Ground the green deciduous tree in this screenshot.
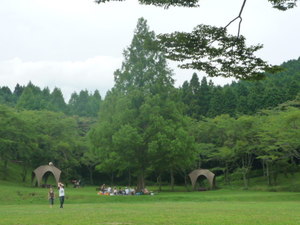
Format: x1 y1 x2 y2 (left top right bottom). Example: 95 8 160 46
257 107 300 185
0 105 37 181
231 116 259 189
89 18 196 191
20 110 83 181
257 111 287 185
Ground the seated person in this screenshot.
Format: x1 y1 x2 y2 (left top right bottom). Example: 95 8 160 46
142 188 150 195
107 186 112 193
118 187 123 195
130 188 136 195
100 184 106 193
113 187 117 195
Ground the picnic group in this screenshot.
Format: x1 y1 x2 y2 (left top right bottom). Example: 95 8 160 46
97 184 153 196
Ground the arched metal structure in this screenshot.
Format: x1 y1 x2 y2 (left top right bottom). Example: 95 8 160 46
189 169 216 190
32 165 61 187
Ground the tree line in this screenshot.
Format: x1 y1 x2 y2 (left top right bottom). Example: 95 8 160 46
0 18 299 190
181 57 300 119
0 82 102 117
1 57 299 120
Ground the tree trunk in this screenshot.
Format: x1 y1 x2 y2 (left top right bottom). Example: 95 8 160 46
170 168 175 191
136 170 145 192
242 170 248 190
273 164 278 185
223 168 227 184
128 170 131 187
21 164 27 182
2 160 8 180
262 159 266 177
157 174 162 192
65 167 70 184
110 172 114 186
184 174 190 191
224 163 230 184
266 161 272 186
273 172 278 185
88 166 94 185
290 156 295 176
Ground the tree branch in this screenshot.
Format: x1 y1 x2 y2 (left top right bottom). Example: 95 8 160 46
225 0 247 37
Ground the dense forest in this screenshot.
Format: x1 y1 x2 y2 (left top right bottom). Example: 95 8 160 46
0 18 299 190
0 82 102 117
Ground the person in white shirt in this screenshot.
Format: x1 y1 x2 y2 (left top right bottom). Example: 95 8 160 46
113 187 117 195
125 187 129 195
58 183 65 208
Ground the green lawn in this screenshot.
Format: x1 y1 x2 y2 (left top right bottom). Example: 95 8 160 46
1 201 300 225
1 182 300 225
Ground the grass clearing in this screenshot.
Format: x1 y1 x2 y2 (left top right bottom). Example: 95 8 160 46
1 183 300 225
1 201 300 225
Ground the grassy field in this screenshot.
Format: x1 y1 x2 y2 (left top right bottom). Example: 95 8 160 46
1 181 300 225
1 162 300 225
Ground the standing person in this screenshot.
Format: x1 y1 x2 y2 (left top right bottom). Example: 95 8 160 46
48 187 55 208
58 183 65 208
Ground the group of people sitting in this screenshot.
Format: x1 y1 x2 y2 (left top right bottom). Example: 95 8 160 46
97 184 152 196
71 179 81 188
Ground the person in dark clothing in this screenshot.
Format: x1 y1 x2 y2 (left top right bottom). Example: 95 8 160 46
48 187 55 208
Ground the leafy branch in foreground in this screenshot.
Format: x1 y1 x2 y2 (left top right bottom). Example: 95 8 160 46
94 0 294 79
158 25 282 80
95 0 297 10
268 0 297 10
95 0 199 8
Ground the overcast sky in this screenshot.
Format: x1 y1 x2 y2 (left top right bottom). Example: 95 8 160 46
0 0 299 101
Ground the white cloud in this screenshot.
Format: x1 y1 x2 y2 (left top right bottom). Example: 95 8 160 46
0 56 122 101
0 0 299 100
0 56 234 102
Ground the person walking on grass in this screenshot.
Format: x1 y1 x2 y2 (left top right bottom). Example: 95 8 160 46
58 182 65 208
48 187 55 208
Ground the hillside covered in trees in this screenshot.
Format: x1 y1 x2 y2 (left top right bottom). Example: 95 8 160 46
1 57 299 119
180 58 300 119
0 19 299 190
0 83 102 117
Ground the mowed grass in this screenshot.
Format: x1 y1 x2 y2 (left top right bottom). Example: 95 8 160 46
2 201 300 225
1 182 300 225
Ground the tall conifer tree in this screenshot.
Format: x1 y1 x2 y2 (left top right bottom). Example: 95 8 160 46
90 18 196 191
